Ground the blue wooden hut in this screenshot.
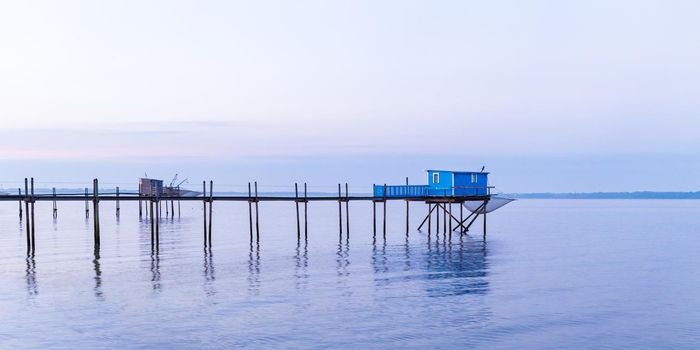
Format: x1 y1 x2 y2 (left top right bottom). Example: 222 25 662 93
427 170 489 196
373 170 489 198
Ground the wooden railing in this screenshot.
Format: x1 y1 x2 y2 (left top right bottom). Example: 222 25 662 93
372 185 493 198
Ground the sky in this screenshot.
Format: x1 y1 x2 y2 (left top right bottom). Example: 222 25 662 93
1 0 699 192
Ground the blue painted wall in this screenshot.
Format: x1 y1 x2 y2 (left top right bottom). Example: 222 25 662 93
454 172 488 196
427 170 454 196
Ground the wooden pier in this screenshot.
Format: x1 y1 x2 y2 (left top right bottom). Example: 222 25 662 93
2 176 495 254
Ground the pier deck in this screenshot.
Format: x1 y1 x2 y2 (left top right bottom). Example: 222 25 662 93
6 177 495 254
0 194 491 202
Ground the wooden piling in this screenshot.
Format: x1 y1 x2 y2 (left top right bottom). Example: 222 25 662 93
150 200 155 247
427 204 432 233
30 178 35 251
295 183 300 240
483 200 488 241
405 177 409 235
448 201 452 239
116 187 120 217
139 195 142 218
18 188 22 219
208 180 213 245
457 204 479 233
304 183 308 239
203 181 207 245
248 182 253 242
24 179 30 251
417 202 436 231
254 181 260 242
85 188 89 218
52 187 57 218
373 200 377 237
155 197 160 244
92 179 100 247
464 202 487 232
382 184 387 238
436 201 439 234
337 183 342 238
441 203 465 233
345 183 349 239
443 202 447 234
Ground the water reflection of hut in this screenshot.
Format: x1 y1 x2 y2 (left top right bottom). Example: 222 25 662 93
371 239 489 297
424 240 489 297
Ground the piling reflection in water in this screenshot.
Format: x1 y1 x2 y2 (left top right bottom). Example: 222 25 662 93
25 253 38 297
336 241 350 278
294 240 309 291
93 248 104 300
151 250 161 293
371 237 489 297
403 236 412 271
372 239 389 277
336 240 352 296
203 247 215 297
247 243 260 294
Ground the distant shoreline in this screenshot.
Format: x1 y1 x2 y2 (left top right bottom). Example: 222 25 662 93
507 192 700 199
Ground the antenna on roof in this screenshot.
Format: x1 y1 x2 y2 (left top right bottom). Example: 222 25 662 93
481 166 485 172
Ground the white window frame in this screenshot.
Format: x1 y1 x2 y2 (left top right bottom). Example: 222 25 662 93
433 172 440 184
471 174 477 183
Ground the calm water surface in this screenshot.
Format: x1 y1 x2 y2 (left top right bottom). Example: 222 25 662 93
0 199 698 349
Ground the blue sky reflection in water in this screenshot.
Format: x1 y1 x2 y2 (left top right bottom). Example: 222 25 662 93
0 199 698 349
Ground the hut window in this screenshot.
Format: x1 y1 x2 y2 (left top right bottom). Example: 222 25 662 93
433 173 439 184
471 174 477 183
